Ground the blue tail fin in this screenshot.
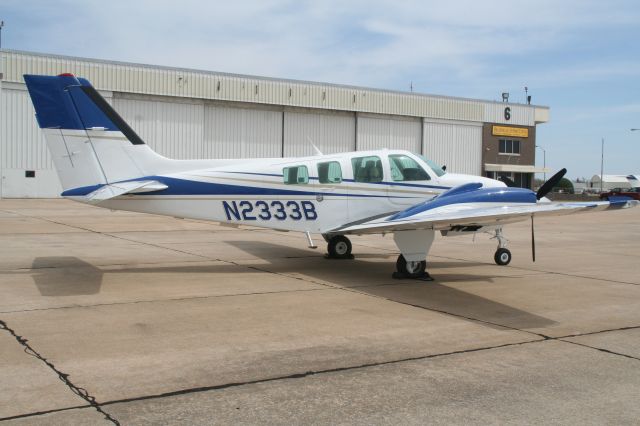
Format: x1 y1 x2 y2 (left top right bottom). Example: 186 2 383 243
23 74 145 144
23 74 157 192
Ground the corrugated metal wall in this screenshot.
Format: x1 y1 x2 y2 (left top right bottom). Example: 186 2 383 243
283 111 355 157
0 87 50 170
204 105 282 158
2 50 547 124
114 95 283 159
423 120 483 175
357 115 422 153
113 96 204 159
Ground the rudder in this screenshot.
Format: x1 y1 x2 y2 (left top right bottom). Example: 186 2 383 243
24 74 153 192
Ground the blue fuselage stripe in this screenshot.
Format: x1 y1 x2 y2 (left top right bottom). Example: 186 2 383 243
62 176 430 199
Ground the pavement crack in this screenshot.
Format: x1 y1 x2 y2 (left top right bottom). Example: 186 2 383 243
99 337 544 408
0 319 120 425
233 264 553 340
551 325 640 340
0 405 90 422
0 287 330 314
560 339 640 362
429 254 640 287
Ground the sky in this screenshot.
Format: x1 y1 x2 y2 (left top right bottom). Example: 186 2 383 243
2 0 639 179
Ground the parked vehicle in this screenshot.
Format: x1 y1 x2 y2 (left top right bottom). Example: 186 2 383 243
599 187 640 201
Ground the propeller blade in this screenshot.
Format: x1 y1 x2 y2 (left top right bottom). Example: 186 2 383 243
499 176 517 187
536 168 567 200
531 215 536 262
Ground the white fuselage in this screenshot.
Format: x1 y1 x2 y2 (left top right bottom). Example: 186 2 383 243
85 149 504 234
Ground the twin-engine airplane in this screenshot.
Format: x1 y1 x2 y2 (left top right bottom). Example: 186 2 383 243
23 74 639 279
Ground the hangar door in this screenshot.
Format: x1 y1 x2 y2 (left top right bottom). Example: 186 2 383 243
284 110 355 157
357 114 422 153
204 104 282 159
113 95 205 159
423 120 482 175
114 95 283 160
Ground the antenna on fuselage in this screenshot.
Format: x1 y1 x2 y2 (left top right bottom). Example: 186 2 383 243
307 136 323 156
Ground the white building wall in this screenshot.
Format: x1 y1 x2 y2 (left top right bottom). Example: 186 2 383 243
283 110 355 157
204 105 282 159
423 120 483 175
357 114 422 153
483 103 535 126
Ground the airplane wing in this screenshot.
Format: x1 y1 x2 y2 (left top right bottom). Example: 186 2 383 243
335 198 638 235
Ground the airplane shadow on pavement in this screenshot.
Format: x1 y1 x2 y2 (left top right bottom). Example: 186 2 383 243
225 240 556 331
30 257 104 296
28 238 555 331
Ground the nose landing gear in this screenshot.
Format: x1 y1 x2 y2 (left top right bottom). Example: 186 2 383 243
493 227 512 266
494 247 512 265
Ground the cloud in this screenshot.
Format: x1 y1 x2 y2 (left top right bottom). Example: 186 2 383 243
5 0 638 89
3 0 640 179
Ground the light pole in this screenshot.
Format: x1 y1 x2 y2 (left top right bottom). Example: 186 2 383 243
536 145 546 182
600 137 604 193
0 21 4 49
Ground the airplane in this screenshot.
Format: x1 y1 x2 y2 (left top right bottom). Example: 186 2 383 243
22 73 639 280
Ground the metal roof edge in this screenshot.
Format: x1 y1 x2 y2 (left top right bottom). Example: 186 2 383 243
1 48 550 109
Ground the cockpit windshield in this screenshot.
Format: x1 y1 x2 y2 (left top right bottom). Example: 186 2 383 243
418 155 446 177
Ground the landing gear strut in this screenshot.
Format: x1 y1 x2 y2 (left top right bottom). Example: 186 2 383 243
326 235 353 259
493 228 512 266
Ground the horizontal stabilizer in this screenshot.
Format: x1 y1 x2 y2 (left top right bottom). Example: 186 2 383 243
83 180 168 204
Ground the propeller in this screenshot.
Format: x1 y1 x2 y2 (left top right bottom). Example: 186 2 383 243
499 176 517 187
529 168 568 260
536 168 567 200
531 215 536 262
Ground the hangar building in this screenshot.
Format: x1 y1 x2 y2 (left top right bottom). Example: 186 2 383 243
0 49 550 198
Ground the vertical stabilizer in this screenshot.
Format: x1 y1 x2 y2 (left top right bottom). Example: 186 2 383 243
23 74 160 192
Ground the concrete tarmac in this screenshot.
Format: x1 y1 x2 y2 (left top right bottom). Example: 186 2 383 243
0 199 639 425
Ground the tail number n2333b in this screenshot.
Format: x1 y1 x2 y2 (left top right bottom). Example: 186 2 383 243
222 200 318 221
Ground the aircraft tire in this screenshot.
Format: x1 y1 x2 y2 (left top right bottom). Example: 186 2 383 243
396 254 426 278
494 248 512 266
327 235 352 259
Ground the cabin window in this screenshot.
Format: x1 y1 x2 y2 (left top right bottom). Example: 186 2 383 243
318 161 342 184
283 165 309 184
418 155 446 177
389 155 431 181
352 156 383 183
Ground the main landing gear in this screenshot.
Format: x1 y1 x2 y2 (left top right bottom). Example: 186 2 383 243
493 228 512 266
392 255 433 281
326 235 353 259
324 231 434 281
